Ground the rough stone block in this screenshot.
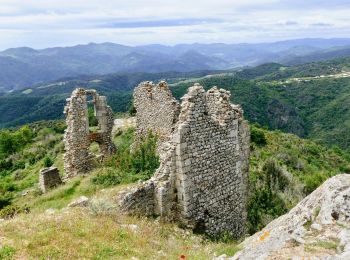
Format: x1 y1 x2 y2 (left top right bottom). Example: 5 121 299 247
39 167 62 193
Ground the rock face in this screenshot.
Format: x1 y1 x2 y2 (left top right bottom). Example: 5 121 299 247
232 174 350 260
63 88 116 177
132 81 180 151
39 167 62 193
120 83 250 238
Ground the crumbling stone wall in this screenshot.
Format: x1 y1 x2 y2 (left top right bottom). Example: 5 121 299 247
63 88 116 177
120 83 250 238
39 167 62 193
133 81 180 150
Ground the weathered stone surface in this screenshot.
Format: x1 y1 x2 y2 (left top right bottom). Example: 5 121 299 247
132 81 180 151
231 174 350 260
120 82 250 238
68 196 90 207
63 88 116 177
39 167 62 193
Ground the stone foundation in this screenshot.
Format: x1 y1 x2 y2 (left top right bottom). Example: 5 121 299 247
120 83 250 238
39 167 62 193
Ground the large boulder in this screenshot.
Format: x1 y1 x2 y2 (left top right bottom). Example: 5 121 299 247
231 174 350 259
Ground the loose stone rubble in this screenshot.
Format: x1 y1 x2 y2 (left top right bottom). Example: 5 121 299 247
39 167 62 193
120 82 250 238
230 174 350 260
132 81 180 151
63 88 116 177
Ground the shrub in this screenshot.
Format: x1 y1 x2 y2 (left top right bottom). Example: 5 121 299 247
128 101 137 116
303 172 328 194
92 168 122 187
247 188 287 234
262 159 289 192
0 159 13 171
43 155 54 167
251 126 267 146
0 204 29 219
0 126 34 158
88 106 98 127
113 129 160 178
0 193 12 210
0 245 16 259
131 131 159 176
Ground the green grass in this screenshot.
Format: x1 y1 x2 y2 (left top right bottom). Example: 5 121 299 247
1 120 350 258
305 240 339 252
0 246 16 259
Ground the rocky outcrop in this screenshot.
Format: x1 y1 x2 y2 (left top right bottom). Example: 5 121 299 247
231 174 350 259
120 83 250 238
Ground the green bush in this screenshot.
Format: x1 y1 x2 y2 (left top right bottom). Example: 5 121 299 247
0 126 34 158
131 131 160 175
0 245 16 259
263 159 289 191
128 101 137 116
247 188 287 234
113 129 159 178
0 204 29 219
251 126 267 146
303 172 329 194
0 193 12 210
88 106 98 127
92 168 122 187
43 155 54 167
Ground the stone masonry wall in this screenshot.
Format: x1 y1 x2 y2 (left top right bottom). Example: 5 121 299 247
133 81 180 150
63 88 116 177
120 83 250 238
39 167 62 193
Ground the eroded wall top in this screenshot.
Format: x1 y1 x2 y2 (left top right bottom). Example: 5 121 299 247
133 81 180 150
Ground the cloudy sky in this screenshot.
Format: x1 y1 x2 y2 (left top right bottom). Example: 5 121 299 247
0 0 350 50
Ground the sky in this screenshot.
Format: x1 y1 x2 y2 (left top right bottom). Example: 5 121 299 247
0 0 350 50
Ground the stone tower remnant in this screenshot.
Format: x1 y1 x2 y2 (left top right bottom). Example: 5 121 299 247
63 88 116 177
120 82 250 238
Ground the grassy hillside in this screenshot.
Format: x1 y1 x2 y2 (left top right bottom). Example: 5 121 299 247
0 120 349 258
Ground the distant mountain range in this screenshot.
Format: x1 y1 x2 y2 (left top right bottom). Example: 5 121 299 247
2 56 350 150
1 38 350 91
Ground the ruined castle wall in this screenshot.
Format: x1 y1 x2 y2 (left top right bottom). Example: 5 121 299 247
133 81 180 150
120 83 250 238
64 88 116 177
64 88 92 177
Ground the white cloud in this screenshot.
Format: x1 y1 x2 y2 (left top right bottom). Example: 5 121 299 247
0 0 349 49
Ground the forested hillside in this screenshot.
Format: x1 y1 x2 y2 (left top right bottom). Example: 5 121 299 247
1 57 350 149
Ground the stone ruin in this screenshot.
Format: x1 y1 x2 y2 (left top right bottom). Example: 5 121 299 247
39 167 62 193
132 81 180 151
63 88 116 177
120 82 250 238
